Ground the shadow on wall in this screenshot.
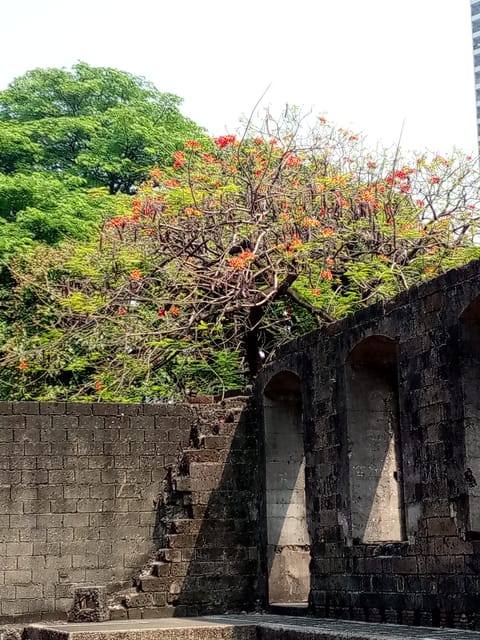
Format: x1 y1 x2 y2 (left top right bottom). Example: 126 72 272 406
262 372 311 606
345 336 406 544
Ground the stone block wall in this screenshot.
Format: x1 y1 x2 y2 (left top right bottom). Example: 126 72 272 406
7 258 480 627
257 258 480 629
0 397 259 622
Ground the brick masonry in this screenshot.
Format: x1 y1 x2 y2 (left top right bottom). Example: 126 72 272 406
0 398 259 622
257 258 480 630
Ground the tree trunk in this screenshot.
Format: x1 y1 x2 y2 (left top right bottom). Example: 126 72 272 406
244 305 264 378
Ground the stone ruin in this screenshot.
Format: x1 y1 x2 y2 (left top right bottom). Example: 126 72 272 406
2 259 480 627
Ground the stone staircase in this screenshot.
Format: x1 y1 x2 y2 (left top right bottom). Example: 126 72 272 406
107 397 253 620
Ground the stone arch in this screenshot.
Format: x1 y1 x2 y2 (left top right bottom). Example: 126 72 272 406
346 336 405 543
263 370 311 605
459 297 480 532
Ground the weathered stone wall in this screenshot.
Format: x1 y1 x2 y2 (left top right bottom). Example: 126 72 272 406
0 398 259 622
8 259 480 627
257 258 480 629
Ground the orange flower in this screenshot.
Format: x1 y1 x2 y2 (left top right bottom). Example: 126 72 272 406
173 151 186 168
321 269 333 280
95 380 103 391
238 251 255 262
185 140 201 150
285 153 301 167
326 258 334 266
149 167 163 180
228 251 255 270
164 179 181 188
322 228 334 236
319 116 327 124
18 361 28 371
302 216 320 228
253 137 264 145
311 288 322 297
129 269 142 280
228 257 247 269
184 207 201 216
107 217 127 228
170 306 180 316
118 307 127 316
202 153 216 163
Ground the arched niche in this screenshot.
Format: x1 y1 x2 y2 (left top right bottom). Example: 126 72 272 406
346 336 405 543
263 371 310 605
460 297 480 532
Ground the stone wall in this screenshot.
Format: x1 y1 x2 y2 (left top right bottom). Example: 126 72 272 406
7 258 480 627
0 397 259 622
256 259 480 629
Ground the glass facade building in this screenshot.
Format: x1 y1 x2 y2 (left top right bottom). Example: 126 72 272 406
472 0 480 145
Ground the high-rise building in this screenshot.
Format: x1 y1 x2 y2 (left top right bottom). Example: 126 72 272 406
471 0 480 145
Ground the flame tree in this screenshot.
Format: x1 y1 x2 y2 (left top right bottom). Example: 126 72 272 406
2 112 479 400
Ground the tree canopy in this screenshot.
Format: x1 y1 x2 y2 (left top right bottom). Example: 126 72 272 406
0 62 204 193
1 111 479 402
0 64 204 270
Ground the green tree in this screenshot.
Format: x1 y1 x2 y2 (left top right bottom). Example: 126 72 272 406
0 63 204 192
1 113 479 402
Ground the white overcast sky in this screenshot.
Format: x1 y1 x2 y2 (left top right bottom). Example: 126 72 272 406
0 0 477 155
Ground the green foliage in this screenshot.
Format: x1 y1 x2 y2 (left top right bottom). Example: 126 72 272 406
1 109 479 402
0 63 205 193
0 172 127 264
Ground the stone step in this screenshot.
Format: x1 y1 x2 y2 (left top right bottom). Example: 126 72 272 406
26 617 255 635
151 560 170 577
136 575 170 593
181 448 226 463
27 614 480 640
108 587 138 606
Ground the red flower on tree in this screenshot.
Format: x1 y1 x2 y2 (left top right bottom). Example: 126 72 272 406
214 135 236 148
18 361 28 371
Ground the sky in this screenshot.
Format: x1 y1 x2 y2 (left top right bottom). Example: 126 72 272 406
0 0 477 155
